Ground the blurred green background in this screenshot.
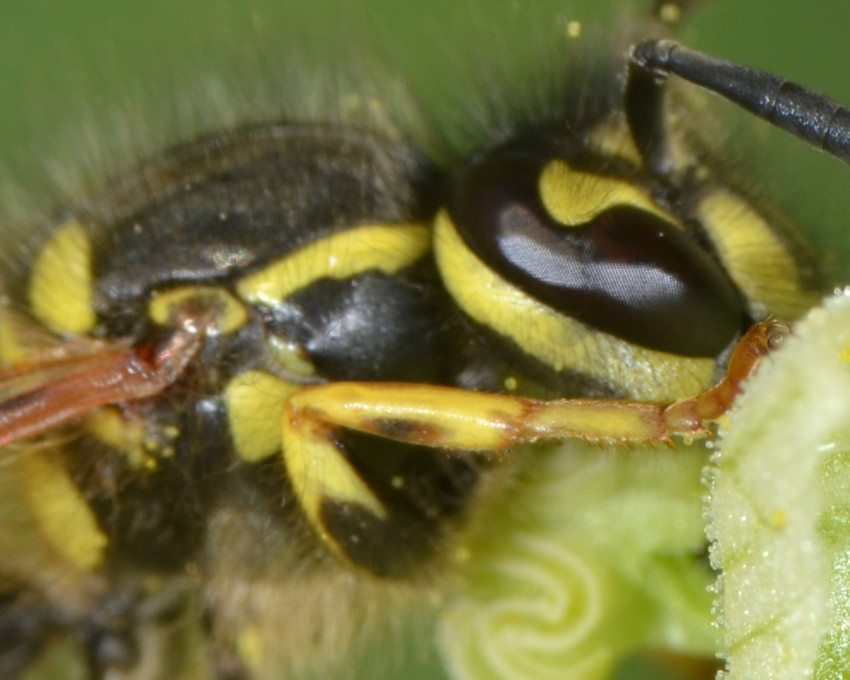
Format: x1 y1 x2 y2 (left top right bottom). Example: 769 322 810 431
1 1 850 679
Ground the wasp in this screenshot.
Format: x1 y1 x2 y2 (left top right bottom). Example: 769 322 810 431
0 1 846 679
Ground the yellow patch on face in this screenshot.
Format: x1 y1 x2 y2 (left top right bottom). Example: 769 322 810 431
434 210 715 401
697 189 819 319
225 371 300 463
29 220 96 335
539 160 670 227
148 286 248 334
22 451 106 571
236 223 430 306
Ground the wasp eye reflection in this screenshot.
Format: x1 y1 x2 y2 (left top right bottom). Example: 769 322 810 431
446 144 747 357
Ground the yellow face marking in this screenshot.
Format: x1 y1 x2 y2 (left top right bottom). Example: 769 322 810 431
29 220 96 335
434 211 715 401
236 223 430 306
225 371 300 463
22 451 106 570
148 286 248 334
539 160 669 227
697 189 819 319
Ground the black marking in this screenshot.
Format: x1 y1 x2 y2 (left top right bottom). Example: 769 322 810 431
0 589 65 677
266 262 459 383
318 431 481 577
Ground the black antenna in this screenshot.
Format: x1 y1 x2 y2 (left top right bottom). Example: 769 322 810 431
626 39 850 173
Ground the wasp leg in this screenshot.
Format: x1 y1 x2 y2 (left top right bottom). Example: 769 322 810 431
627 39 850 170
0 325 203 446
281 321 783 556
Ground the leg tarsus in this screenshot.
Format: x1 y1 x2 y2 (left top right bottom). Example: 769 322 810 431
662 320 784 432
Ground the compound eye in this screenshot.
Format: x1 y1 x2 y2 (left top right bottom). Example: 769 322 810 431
447 150 747 357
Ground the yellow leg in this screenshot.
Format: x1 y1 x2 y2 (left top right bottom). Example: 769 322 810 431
280 321 783 562
284 321 781 451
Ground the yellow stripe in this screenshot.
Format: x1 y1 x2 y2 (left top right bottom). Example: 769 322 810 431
22 451 106 570
29 220 96 335
236 223 430 305
434 210 715 402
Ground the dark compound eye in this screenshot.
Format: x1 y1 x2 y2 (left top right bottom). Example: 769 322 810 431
446 148 747 358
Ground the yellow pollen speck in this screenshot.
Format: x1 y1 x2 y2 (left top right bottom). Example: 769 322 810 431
771 509 788 528
658 3 682 25
566 20 582 38
453 546 472 563
838 346 850 364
